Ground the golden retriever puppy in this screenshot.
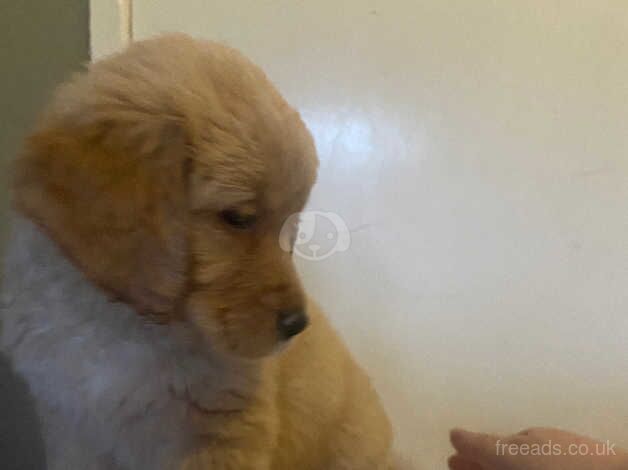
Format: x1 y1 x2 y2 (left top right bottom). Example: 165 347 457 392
1 34 394 469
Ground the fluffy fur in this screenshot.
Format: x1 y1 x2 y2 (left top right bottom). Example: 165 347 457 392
1 34 394 469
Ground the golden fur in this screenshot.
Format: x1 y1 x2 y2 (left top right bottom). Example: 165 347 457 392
11 34 394 469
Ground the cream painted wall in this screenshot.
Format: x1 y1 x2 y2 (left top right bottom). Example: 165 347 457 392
92 2 628 468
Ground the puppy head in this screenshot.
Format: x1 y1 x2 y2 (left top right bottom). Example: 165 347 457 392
13 34 318 359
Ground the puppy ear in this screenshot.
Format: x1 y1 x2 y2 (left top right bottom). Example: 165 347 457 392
12 87 190 320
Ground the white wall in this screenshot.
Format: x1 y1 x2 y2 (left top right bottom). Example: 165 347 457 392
93 2 628 468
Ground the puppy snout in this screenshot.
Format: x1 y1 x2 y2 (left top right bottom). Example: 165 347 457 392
277 309 308 339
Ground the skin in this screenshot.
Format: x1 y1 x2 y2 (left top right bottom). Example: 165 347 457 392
448 428 628 470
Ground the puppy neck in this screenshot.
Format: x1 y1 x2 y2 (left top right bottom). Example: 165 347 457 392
2 212 173 335
2 213 276 469
2 212 266 398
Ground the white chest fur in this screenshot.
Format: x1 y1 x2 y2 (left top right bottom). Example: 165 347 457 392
1 215 263 470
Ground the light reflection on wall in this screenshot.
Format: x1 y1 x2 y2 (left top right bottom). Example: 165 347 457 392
301 109 374 169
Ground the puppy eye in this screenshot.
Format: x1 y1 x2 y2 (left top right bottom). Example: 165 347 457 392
220 209 257 230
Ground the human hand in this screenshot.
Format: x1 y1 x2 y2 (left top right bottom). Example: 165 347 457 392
448 427 628 470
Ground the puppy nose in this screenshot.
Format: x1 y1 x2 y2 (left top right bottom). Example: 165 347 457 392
277 310 308 339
